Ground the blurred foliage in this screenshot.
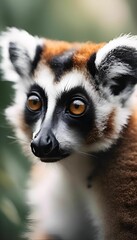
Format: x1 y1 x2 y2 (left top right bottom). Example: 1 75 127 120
0 0 137 239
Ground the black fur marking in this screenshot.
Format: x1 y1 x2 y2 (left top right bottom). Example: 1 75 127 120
97 46 137 96
24 84 47 126
49 49 74 80
9 42 31 77
54 86 95 138
9 42 19 63
110 46 137 70
110 75 137 96
87 52 97 78
31 45 43 74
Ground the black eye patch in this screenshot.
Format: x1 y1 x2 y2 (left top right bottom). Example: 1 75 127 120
54 87 95 137
24 84 47 126
57 86 90 106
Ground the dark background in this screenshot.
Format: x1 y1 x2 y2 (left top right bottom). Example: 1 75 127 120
0 0 137 239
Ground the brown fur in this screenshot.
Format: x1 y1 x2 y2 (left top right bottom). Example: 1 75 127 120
41 39 105 69
102 109 116 139
93 110 137 240
41 39 75 62
30 162 47 184
27 232 54 240
86 109 116 144
73 42 105 69
86 125 100 144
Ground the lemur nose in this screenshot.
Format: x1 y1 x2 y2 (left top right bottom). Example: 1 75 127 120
31 131 58 158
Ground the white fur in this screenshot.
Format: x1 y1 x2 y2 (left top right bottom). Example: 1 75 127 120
107 62 132 79
53 121 81 151
95 34 137 68
0 27 43 81
27 155 104 240
35 67 98 103
35 65 56 122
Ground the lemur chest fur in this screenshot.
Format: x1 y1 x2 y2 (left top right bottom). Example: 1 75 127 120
29 154 103 240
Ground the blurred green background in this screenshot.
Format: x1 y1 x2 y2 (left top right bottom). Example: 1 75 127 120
0 0 137 239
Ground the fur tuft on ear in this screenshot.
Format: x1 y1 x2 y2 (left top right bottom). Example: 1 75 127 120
95 35 137 102
0 27 43 82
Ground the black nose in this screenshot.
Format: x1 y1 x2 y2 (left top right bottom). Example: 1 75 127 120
31 130 59 159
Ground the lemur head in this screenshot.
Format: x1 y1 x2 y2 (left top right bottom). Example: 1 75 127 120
1 28 137 162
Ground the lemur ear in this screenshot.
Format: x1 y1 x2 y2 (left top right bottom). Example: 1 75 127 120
0 28 43 82
95 35 137 101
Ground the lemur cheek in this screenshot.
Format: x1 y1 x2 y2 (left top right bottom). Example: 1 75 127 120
85 109 116 145
102 110 116 139
19 116 33 140
85 125 100 145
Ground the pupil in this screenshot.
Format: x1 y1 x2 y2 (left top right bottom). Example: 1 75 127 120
74 103 80 109
33 100 38 105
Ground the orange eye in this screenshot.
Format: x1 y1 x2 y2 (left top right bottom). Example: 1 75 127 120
69 99 86 116
27 95 42 111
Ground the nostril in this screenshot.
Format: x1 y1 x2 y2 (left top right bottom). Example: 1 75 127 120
34 132 39 139
31 143 36 154
31 141 40 157
30 132 58 159
30 135 53 158
46 135 51 145
44 135 52 154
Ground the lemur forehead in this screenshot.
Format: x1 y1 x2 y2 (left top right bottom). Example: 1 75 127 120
34 66 99 108
40 39 105 80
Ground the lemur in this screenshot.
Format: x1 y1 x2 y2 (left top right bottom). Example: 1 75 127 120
1 28 137 240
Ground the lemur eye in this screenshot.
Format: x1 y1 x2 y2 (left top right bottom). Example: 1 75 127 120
69 99 86 116
27 94 42 111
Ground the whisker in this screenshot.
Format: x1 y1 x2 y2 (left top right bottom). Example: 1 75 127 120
58 140 96 158
7 135 29 144
77 150 96 158
7 135 16 140
77 150 92 156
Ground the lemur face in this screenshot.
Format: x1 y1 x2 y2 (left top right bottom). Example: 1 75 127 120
25 69 96 162
1 28 137 162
